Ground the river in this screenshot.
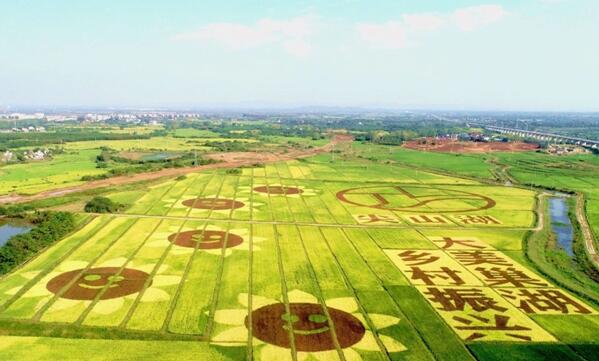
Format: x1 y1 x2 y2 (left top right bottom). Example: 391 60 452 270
548 196 575 257
0 221 32 247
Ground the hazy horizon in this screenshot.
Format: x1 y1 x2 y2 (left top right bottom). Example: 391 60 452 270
1 0 598 111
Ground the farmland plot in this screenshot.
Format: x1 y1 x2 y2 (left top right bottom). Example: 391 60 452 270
0 158 597 361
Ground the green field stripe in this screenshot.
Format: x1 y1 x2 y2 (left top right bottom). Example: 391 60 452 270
310 227 398 360
162 172 228 334
142 177 183 215
74 218 165 326
119 171 215 329
311 179 359 225
270 223 298 361
118 219 190 331
203 175 243 337
387 286 475 361
232 172 495 187
356 290 437 361
267 163 310 358
320 228 383 291
76 211 541 233
156 173 222 331
467 343 588 361
31 217 140 322
291 224 350 361
0 215 106 314
276 221 345 360
274 162 314 222
259 174 298 360
246 168 254 361
276 166 357 357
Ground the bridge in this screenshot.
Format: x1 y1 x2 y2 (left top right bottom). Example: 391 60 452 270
482 125 599 149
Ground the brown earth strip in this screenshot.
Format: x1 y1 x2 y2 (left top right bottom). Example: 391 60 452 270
404 139 539 153
0 135 351 205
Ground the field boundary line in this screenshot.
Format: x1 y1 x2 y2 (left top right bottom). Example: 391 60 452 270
575 192 599 266
161 171 227 334
0 215 106 313
78 211 537 231
74 218 166 326
119 171 215 329
274 163 349 361
204 174 243 338
289 163 393 360
234 172 509 187
341 227 476 360
141 175 184 215
265 172 298 361
32 217 140 321
291 225 348 361
246 168 255 361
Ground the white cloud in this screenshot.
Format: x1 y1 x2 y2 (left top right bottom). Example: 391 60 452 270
356 22 410 49
357 4 507 49
452 5 507 32
282 39 312 57
402 13 445 32
173 16 316 56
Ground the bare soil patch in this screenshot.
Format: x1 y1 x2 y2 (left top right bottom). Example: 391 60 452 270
404 138 539 153
0 136 353 205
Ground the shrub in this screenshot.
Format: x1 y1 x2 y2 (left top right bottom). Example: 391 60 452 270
0 211 75 275
225 168 242 175
84 196 124 213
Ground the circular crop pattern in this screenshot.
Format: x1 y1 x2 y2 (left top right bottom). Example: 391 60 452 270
247 302 365 352
168 230 244 249
46 267 151 300
182 198 245 210
253 186 304 195
336 185 495 213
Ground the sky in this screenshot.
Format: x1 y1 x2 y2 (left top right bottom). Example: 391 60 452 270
1 0 598 111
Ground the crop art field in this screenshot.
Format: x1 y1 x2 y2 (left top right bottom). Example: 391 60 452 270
0 157 597 360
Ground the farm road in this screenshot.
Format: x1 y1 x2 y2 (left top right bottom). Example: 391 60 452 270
0 135 352 205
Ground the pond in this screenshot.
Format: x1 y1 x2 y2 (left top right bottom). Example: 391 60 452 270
0 221 32 247
548 197 574 257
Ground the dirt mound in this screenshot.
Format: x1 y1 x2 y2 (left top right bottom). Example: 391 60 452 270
404 139 539 153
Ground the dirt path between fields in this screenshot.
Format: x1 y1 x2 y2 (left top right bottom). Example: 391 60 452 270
0 135 352 205
575 193 599 266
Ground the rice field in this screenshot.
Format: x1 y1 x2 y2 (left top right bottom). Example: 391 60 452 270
0 157 597 360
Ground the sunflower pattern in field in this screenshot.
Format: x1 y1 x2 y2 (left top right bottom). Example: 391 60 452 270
211 289 406 361
247 184 319 198
157 195 264 218
146 224 264 256
6 258 180 316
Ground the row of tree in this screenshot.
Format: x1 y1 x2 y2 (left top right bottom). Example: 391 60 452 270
0 211 75 275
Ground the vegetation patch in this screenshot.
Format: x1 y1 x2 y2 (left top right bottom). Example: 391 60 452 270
84 196 124 213
0 211 75 275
